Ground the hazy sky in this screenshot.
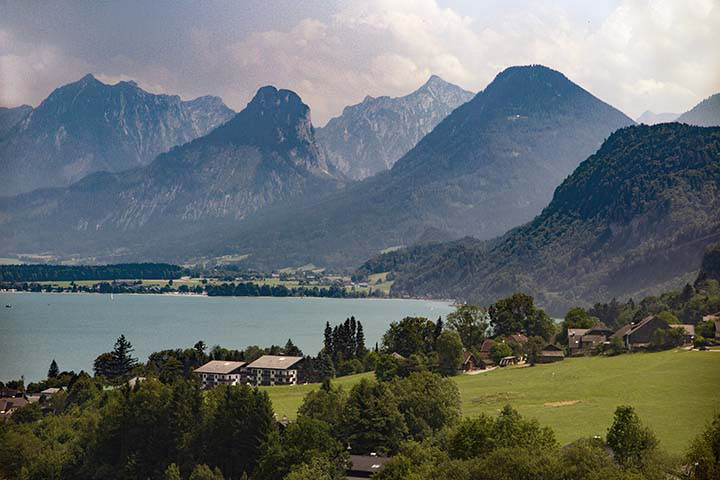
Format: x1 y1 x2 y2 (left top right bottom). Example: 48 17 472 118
1 0 718 125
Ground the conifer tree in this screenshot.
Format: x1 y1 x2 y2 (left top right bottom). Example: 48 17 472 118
47 359 59 378
355 321 367 357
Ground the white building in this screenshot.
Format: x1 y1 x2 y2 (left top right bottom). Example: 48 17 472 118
194 360 247 389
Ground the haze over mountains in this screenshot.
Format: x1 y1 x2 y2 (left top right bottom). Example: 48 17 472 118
218 65 635 268
0 74 234 195
361 123 720 315
1 63 719 313
0 86 340 261
316 75 473 180
636 111 679 125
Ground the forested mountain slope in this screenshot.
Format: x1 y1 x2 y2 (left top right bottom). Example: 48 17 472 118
373 124 720 315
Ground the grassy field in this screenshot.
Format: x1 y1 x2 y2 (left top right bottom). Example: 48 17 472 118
264 349 720 451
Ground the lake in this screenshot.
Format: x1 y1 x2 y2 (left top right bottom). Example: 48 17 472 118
0 292 453 383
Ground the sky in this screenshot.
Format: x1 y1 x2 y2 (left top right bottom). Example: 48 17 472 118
0 0 718 126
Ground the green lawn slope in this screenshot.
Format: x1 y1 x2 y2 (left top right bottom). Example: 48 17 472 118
265 349 720 451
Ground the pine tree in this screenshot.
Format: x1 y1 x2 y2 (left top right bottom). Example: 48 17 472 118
111 334 138 378
47 359 59 378
434 317 444 346
323 321 333 356
349 316 357 356
355 321 367 357
284 338 302 356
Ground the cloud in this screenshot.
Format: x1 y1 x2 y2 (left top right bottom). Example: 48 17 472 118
0 0 718 124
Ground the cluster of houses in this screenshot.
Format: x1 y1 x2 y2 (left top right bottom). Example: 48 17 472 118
461 333 567 372
194 355 304 388
0 386 62 420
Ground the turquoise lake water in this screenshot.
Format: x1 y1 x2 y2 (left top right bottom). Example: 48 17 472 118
0 292 453 383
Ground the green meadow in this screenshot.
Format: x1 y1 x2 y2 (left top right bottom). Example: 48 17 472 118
264 349 720 451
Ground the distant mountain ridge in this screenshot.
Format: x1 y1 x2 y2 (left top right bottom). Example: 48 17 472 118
636 111 678 125
369 124 720 315
677 92 720 127
316 75 474 179
0 74 235 195
0 86 341 262
212 65 636 270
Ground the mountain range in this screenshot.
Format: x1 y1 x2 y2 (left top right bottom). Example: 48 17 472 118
0 105 32 138
0 74 234 195
360 123 720 315
0 86 340 262
214 65 635 269
316 75 473 180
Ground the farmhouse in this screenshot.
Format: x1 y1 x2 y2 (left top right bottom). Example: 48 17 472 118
194 360 247 389
246 355 303 386
479 339 495 359
675 324 696 344
581 323 614 349
462 351 479 371
539 344 565 363
567 328 589 355
0 396 28 419
346 454 391 479
611 315 669 351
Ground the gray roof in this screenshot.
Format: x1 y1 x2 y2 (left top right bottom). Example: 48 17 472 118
41 387 61 394
247 355 303 370
347 454 391 473
194 360 246 374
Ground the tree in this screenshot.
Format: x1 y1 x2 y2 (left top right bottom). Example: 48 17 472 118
355 321 367 357
284 339 303 356
381 317 436 357
490 342 513 365
11 403 42 424
685 414 720 480
47 359 59 379
323 322 333 356
194 340 207 357
298 379 347 429
317 352 336 380
339 379 408 455
606 405 658 468
488 294 554 340
525 336 545 366
558 308 597 345
93 352 115 379
696 320 716 340
433 317 444 346
111 334 138 378
165 463 182 480
435 330 464 376
389 372 461 440
189 464 225 480
446 305 487 350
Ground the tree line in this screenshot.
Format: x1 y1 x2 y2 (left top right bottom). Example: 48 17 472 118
0 263 186 282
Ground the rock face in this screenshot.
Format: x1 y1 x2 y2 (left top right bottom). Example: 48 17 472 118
219 65 636 270
0 86 340 261
316 75 473 179
636 111 678 125
0 105 32 139
376 124 720 315
0 74 235 195
677 93 720 127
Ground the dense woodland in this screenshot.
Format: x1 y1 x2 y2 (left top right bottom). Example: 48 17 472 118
0 263 186 282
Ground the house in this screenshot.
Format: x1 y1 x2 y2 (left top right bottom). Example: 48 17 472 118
127 376 146 389
462 351 479 371
675 325 695 344
611 315 670 351
346 454 391 479
246 355 303 386
40 387 62 402
581 322 615 350
539 344 565 363
0 396 28 419
567 328 589 355
194 360 247 389
479 339 495 359
390 352 406 361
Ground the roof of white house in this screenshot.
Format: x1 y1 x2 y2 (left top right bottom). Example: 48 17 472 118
194 360 246 374
247 355 303 370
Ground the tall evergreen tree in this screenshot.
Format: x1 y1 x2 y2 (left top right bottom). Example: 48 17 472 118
434 317 444 346
111 334 138 378
47 359 59 378
284 339 302 356
355 321 367 357
323 322 333 356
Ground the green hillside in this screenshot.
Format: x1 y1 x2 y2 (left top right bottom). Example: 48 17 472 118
266 349 720 451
